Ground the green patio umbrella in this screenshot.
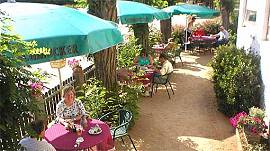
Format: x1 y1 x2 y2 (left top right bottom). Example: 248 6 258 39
0 2 123 64
163 3 219 19
116 0 171 24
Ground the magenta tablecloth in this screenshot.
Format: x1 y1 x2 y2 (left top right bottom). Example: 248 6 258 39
45 119 114 151
191 36 216 42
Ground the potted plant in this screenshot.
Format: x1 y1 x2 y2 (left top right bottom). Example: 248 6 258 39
30 81 44 100
68 58 84 86
231 107 268 144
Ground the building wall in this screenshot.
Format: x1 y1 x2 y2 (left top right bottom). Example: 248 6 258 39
237 0 270 119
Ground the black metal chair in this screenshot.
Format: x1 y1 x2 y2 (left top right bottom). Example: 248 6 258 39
99 109 137 151
151 72 174 99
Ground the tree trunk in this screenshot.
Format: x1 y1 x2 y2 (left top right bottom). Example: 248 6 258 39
160 0 174 43
130 0 149 51
221 6 230 29
160 19 172 43
220 0 231 30
132 23 150 51
87 0 117 90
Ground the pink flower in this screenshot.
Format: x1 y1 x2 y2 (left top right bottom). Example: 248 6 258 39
68 58 80 69
229 112 248 128
30 81 44 96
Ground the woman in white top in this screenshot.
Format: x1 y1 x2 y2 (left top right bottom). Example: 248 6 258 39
56 85 88 128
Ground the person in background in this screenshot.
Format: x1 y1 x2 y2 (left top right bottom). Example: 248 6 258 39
153 53 174 83
56 85 88 129
19 120 56 151
133 49 154 67
212 25 229 46
185 16 196 40
193 25 206 37
134 50 154 97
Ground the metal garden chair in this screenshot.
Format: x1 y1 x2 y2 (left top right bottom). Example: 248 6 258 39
151 72 174 99
99 109 137 151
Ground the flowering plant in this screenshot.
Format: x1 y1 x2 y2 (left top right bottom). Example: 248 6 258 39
230 107 268 135
229 111 248 128
68 58 81 69
30 81 44 96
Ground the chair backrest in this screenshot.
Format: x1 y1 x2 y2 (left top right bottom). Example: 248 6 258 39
119 109 132 130
164 42 174 51
165 72 173 83
153 72 173 84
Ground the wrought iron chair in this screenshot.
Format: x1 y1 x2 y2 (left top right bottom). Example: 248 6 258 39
99 109 137 151
151 72 174 99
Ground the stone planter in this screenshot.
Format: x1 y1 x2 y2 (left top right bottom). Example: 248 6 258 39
73 66 84 87
236 127 266 151
32 92 47 121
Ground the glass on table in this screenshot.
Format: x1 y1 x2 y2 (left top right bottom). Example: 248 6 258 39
76 124 83 136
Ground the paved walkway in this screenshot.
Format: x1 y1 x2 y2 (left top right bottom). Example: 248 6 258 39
116 52 237 151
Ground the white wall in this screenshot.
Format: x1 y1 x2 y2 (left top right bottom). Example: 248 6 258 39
237 0 270 119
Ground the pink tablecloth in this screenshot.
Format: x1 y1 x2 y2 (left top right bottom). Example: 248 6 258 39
45 119 114 151
191 36 216 43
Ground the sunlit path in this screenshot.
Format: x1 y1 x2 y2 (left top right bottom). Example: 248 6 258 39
116 52 237 151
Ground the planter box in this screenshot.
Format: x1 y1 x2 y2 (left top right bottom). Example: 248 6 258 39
236 128 247 151
236 128 269 151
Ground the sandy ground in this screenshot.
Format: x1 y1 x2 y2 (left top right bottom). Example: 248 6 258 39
115 52 237 151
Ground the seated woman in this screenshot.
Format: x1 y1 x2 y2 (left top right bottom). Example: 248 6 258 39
19 120 56 151
134 49 154 68
133 50 154 97
56 85 88 129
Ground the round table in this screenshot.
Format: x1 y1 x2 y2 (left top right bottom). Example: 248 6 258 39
45 119 114 151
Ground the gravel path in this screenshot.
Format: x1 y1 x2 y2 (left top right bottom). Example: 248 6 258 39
115 52 237 151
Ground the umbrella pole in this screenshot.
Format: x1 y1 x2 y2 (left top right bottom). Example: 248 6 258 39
185 14 188 52
58 68 63 96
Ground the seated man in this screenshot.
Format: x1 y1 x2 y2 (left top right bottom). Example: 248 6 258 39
153 53 174 83
212 26 229 46
19 120 56 151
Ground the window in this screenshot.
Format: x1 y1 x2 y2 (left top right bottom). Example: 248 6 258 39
242 0 257 26
246 10 256 22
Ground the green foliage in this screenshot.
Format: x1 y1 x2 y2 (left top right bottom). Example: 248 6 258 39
228 29 237 45
171 24 185 44
149 25 162 47
147 0 168 8
71 0 88 8
199 19 221 35
77 78 141 127
0 12 44 149
210 45 262 117
117 35 142 68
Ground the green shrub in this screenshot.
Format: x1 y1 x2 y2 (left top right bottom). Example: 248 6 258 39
77 78 141 127
199 19 220 35
149 24 162 47
0 13 47 150
117 35 141 68
171 24 185 44
210 45 262 116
